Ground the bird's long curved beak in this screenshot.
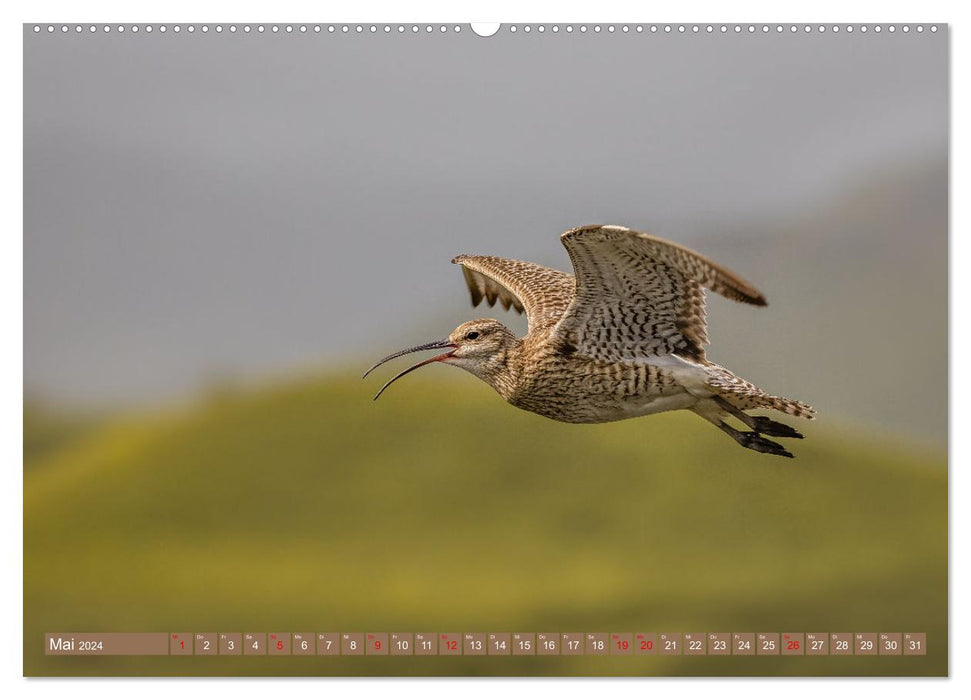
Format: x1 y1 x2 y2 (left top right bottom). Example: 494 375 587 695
363 339 458 400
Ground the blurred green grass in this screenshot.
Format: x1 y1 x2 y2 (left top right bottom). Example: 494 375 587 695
24 371 947 676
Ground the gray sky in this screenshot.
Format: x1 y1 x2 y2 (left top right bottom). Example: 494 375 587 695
24 26 947 438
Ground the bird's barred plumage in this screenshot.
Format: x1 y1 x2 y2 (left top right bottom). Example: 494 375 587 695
557 225 766 362
371 225 814 458
704 362 816 420
455 225 767 362
451 255 574 331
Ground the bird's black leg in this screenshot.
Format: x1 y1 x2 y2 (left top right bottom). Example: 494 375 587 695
713 396 803 439
714 420 794 458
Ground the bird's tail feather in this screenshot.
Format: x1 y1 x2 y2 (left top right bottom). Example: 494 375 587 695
704 363 816 420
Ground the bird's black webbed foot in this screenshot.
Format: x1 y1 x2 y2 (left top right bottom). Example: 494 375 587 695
749 416 804 439
736 431 794 458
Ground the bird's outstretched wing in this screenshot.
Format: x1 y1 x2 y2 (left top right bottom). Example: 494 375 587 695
554 225 767 362
452 255 575 331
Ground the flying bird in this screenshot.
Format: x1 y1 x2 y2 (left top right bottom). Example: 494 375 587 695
364 225 815 457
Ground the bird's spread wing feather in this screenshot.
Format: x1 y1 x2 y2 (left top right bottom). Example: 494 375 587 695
451 255 575 331
555 225 767 361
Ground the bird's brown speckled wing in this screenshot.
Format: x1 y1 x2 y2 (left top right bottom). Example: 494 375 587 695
555 225 767 361
452 255 576 331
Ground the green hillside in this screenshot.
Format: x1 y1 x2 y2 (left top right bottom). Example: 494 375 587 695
24 372 947 676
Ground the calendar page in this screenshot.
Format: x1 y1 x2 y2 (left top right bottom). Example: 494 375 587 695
23 21 947 677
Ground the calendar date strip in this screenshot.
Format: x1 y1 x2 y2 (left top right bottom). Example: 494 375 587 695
45 632 927 657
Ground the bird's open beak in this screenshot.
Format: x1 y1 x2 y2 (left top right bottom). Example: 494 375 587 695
363 339 459 400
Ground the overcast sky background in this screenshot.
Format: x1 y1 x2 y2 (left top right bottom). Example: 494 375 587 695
24 26 947 440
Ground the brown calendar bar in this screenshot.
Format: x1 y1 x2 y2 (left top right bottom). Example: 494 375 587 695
44 632 928 656
45 633 169 655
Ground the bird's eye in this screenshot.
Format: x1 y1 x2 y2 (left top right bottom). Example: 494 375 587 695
465 331 480 340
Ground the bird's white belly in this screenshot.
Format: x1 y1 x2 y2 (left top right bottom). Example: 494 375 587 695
582 354 712 422
597 391 700 422
639 353 715 397
512 353 715 424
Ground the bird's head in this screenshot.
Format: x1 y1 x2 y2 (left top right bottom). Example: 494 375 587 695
364 318 518 399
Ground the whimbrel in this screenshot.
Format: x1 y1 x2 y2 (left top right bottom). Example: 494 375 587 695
364 225 815 457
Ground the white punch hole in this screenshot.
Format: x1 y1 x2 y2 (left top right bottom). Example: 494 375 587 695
471 23 500 38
